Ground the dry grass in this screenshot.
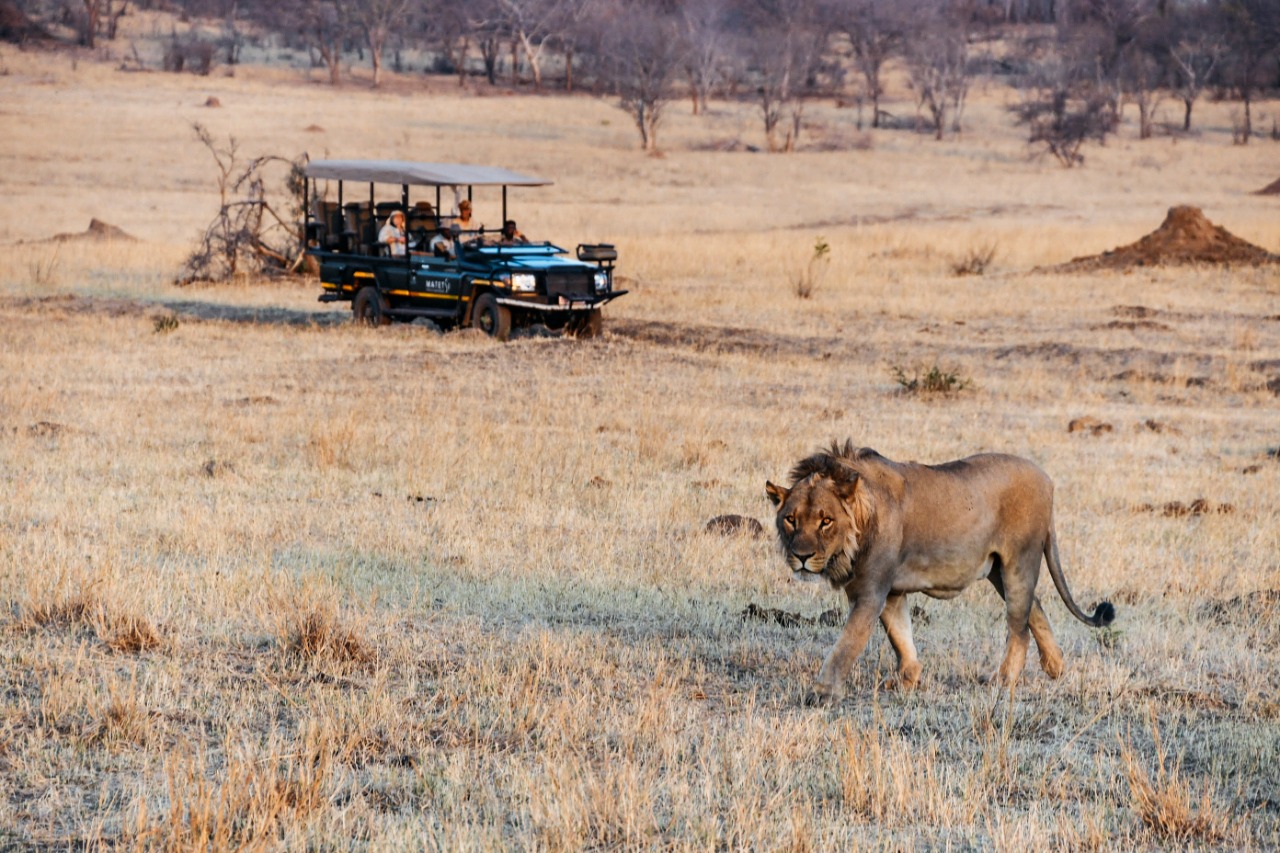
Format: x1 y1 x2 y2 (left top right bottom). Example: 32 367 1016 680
1 16 1279 849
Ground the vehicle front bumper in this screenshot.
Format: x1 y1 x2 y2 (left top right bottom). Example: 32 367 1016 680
494 291 629 312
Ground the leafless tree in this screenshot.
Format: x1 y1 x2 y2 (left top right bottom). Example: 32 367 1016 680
743 0 829 152
345 0 410 86
595 2 681 151
1215 0 1280 143
1010 47 1115 166
831 0 903 129
680 0 731 115
179 124 306 284
498 0 571 89
1168 8 1225 132
904 2 973 140
71 0 128 47
465 0 508 85
426 2 473 85
264 0 351 85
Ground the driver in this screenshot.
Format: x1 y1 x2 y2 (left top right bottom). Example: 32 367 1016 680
500 220 528 245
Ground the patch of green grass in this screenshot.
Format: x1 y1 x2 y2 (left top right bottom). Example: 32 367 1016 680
890 363 973 396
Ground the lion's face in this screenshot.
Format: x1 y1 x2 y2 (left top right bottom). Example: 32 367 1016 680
765 473 862 586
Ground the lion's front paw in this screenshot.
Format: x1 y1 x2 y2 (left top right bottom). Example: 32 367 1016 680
979 669 1019 690
803 682 843 707
882 662 922 692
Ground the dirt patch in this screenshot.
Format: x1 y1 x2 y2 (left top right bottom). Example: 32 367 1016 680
1138 419 1179 435
1048 206 1280 272
27 421 68 437
741 603 842 629
1134 498 1235 518
201 459 236 478
1255 177 1280 196
7 294 347 328
1094 319 1172 332
1198 590 1280 622
612 318 837 359
704 515 765 538
1068 416 1113 436
51 218 137 243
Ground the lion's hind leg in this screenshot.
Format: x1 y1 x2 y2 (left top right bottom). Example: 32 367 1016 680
1028 598 1064 679
983 553 1040 688
878 592 922 690
987 557 1066 682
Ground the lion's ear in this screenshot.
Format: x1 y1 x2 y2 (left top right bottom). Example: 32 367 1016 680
765 481 790 507
837 474 874 529
835 473 861 507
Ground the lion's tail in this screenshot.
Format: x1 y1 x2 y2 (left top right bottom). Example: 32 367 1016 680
1044 522 1116 628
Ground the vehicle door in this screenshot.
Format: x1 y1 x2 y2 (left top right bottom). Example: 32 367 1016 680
410 255 469 320
377 257 411 297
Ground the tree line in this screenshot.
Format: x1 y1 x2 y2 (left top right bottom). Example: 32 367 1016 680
13 0 1280 159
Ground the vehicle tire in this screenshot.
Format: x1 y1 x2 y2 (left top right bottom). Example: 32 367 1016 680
472 293 512 341
567 309 603 339
353 285 391 326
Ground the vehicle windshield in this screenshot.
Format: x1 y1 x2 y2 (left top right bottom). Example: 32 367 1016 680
464 242 564 257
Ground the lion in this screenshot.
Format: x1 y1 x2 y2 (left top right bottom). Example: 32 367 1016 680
765 441 1115 705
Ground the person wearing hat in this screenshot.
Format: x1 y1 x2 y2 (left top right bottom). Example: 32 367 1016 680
456 198 475 233
429 223 461 259
378 209 407 257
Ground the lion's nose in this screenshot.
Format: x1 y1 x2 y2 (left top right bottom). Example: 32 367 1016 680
793 552 815 567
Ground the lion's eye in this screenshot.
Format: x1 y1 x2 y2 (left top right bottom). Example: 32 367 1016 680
819 517 833 530
783 515 796 530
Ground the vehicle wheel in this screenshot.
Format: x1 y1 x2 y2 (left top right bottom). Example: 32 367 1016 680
353 286 390 326
472 293 512 341
567 309 603 339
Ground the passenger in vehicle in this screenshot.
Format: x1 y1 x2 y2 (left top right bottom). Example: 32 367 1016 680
456 199 475 233
429 223 461 259
500 220 528 245
378 210 407 257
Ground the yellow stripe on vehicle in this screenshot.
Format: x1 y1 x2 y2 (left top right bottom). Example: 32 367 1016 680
388 291 459 300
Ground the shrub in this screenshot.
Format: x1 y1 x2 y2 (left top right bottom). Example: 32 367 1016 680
952 242 997 276
792 236 831 299
891 363 972 396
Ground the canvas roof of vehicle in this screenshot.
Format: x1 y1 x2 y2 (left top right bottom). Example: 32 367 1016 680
306 160 552 187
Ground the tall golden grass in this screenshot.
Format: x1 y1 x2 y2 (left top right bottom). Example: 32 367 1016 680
0 16 1278 849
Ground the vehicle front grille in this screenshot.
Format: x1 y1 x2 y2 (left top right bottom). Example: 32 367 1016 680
545 270 593 298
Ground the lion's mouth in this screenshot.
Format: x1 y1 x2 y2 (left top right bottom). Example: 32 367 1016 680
788 556 826 575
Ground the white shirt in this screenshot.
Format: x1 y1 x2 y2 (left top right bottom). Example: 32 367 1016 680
378 220 406 256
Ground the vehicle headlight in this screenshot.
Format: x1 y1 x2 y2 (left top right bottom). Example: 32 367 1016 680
593 271 609 292
511 273 537 292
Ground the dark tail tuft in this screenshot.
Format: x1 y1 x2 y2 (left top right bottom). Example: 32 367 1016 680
1091 601 1116 628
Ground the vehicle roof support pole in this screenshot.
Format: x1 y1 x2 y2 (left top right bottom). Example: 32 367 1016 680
302 175 309 257
502 186 508 225
402 183 410 264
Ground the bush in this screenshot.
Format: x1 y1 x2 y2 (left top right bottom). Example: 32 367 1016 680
891 363 972 396
792 236 831 299
952 242 997 276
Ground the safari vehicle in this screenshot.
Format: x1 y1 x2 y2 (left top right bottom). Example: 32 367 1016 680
302 160 624 339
